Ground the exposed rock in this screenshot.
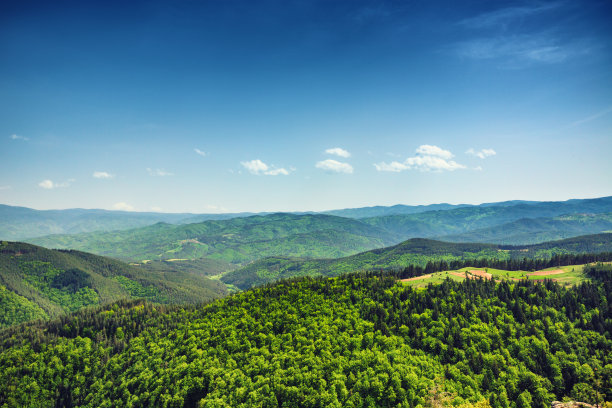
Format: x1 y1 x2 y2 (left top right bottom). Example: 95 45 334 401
551 401 596 408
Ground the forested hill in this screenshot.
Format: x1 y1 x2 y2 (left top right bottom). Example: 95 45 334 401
0 273 609 407
361 196 612 242
27 213 398 263
438 213 612 245
222 233 612 289
0 241 227 328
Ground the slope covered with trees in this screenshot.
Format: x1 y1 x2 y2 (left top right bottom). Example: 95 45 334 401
222 234 612 289
0 242 227 328
27 213 398 263
438 213 612 245
361 197 612 243
0 273 609 407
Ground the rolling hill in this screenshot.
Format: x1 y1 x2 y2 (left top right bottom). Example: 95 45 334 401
438 213 612 244
0 204 266 241
221 233 612 289
0 241 227 328
27 213 398 263
0 272 608 406
361 196 612 242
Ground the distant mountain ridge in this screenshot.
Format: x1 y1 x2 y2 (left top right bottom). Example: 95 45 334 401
4 196 610 241
27 213 398 263
361 196 612 241
437 213 612 244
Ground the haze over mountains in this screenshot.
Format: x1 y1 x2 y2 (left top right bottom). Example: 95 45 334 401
2 195 612 329
18 196 612 264
5 196 610 241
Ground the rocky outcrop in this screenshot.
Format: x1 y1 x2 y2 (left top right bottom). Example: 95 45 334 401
551 401 596 408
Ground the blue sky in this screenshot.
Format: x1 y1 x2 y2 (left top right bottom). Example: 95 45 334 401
1 0 611 213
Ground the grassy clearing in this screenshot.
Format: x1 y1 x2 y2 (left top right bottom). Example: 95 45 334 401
402 263 590 288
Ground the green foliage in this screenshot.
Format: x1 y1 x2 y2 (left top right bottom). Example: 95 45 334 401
0 242 228 327
222 236 612 289
0 285 47 328
0 276 609 407
583 263 612 281
28 213 397 263
439 213 612 245
114 276 168 303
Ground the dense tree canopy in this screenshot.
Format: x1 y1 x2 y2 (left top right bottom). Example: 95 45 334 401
0 273 609 407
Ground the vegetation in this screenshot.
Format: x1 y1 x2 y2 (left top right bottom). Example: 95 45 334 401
361 197 612 242
28 213 397 263
0 204 197 241
0 273 609 407
0 241 227 328
439 213 612 245
222 234 612 289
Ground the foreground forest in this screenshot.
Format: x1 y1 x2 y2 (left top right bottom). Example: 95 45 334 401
0 265 610 407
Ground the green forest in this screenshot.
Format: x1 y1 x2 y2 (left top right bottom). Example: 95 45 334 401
0 242 227 328
1 263 610 407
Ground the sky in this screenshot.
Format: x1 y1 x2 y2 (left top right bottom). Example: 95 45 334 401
1 0 611 213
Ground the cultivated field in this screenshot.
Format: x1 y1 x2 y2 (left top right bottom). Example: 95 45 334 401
401 264 590 288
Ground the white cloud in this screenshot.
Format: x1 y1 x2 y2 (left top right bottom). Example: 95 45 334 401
241 159 269 174
325 147 351 158
466 148 496 159
38 179 74 189
113 202 135 211
373 161 409 172
10 134 29 141
194 148 207 157
415 145 454 159
375 145 466 172
315 159 354 174
240 159 290 176
205 204 229 213
265 168 289 176
93 171 114 179
147 168 173 176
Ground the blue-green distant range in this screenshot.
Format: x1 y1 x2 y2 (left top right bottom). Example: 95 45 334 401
361 196 612 241
27 213 398 263
24 196 612 266
437 213 612 245
0 204 264 241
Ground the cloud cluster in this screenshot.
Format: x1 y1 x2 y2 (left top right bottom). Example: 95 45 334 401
466 148 496 159
38 179 74 189
315 159 354 174
316 147 353 173
93 171 114 179
375 145 466 172
194 148 207 157
10 134 29 141
325 147 351 158
241 159 290 176
113 202 135 211
147 168 173 176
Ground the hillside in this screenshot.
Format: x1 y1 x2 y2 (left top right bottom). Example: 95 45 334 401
361 196 612 242
438 213 612 244
0 274 609 406
0 204 268 241
222 233 612 289
27 213 398 263
0 242 227 328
